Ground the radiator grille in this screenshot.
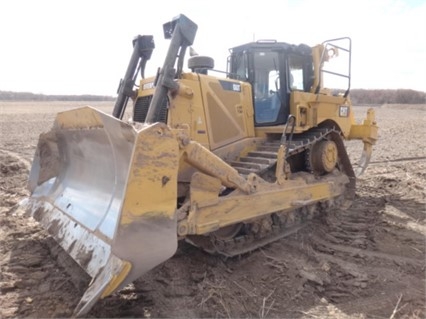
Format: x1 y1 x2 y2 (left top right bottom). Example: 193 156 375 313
133 95 169 123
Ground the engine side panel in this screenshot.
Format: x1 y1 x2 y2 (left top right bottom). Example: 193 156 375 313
168 73 255 151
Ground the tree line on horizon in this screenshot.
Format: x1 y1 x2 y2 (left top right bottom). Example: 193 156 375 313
0 91 115 102
350 89 425 105
1 88 425 104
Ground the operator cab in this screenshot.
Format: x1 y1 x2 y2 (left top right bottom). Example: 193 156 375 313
228 40 314 126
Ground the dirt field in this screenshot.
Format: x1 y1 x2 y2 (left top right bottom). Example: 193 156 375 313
1 101 425 318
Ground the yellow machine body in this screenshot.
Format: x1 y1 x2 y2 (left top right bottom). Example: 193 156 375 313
23 14 377 317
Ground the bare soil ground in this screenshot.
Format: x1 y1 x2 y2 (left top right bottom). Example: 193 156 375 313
1 101 425 318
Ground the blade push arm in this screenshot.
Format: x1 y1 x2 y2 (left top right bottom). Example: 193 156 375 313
145 14 197 123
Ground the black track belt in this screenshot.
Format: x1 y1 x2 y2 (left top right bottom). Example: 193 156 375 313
187 127 356 257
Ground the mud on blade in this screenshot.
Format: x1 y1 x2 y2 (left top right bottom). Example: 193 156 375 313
23 106 179 317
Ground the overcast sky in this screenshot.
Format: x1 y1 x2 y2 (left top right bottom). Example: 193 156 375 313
1 0 425 95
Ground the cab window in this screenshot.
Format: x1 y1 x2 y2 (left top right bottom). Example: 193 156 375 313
288 54 314 92
288 55 305 90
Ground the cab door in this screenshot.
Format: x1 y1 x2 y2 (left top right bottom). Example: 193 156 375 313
250 50 289 126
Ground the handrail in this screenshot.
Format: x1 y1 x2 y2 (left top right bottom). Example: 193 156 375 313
316 37 352 97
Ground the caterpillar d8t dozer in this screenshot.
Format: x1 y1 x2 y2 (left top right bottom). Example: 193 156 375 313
24 14 378 317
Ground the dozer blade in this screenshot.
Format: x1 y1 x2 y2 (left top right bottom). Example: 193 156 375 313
23 106 179 317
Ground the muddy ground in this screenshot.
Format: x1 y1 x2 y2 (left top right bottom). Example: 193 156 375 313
0 101 425 318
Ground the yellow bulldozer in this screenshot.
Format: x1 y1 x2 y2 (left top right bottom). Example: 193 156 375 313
24 14 378 317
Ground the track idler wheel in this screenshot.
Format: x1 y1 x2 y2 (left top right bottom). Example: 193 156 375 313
213 223 243 240
309 140 338 175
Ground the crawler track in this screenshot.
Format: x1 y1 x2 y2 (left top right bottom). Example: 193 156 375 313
188 127 356 257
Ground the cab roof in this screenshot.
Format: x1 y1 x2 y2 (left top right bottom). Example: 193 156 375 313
230 40 312 56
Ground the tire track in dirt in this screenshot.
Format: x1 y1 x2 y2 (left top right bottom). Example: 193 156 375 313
287 173 426 318
0 149 31 171
0 151 86 318
1 104 425 318
0 150 30 208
